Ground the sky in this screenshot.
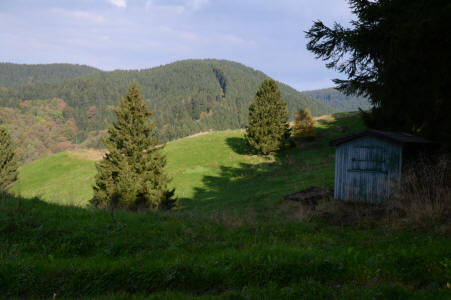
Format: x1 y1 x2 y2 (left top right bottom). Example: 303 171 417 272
0 0 354 91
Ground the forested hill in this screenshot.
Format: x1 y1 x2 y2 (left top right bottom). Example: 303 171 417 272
0 60 335 155
303 88 371 112
0 63 100 89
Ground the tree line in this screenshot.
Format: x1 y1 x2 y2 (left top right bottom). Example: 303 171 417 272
0 60 334 150
0 78 313 210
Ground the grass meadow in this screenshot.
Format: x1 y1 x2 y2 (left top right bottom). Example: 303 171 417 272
11 113 361 210
2 113 451 298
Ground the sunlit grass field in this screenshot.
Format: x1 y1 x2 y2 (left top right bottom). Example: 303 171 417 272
10 152 97 205
11 113 361 210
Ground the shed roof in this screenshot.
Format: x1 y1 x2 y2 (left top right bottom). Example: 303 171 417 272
329 129 435 147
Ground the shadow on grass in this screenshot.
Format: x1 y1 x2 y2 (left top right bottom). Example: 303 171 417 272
183 113 365 212
225 137 251 155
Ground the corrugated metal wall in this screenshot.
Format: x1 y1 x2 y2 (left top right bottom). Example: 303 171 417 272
334 136 402 203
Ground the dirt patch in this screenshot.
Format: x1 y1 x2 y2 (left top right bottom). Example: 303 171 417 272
277 200 308 221
68 149 105 161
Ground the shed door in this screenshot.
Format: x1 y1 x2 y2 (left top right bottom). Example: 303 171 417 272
347 145 389 203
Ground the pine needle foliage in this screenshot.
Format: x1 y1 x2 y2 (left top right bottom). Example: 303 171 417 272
293 108 316 140
91 83 176 210
246 78 290 155
0 127 18 191
305 0 451 148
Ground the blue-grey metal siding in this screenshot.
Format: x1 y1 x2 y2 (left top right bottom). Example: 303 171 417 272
334 136 402 203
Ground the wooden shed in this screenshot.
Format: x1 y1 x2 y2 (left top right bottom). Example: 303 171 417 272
329 129 435 203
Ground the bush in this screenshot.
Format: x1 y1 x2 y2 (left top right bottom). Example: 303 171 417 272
292 108 316 141
0 127 18 191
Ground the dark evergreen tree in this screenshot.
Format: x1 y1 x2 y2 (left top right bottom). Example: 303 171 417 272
0 127 18 191
305 0 451 148
91 83 176 210
245 78 290 154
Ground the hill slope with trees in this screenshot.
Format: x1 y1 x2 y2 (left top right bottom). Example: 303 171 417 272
0 63 100 89
0 60 335 161
303 88 371 112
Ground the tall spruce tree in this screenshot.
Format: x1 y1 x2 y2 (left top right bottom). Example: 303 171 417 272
305 0 451 148
246 78 289 155
0 127 18 191
91 83 176 210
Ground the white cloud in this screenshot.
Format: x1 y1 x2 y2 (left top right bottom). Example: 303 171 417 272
52 9 106 24
145 0 185 15
71 11 106 23
186 0 209 11
108 0 127 8
145 0 208 14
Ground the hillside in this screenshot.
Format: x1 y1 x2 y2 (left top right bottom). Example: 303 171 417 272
0 63 100 89
4 112 451 298
303 87 371 112
12 113 363 208
0 98 78 163
0 60 335 162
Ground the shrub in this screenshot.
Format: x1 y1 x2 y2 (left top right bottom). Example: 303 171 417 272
0 127 18 191
293 108 316 140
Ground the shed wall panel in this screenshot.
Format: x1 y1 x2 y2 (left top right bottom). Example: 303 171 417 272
334 136 402 203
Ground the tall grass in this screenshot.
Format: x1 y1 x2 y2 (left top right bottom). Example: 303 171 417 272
387 155 451 231
1 193 450 298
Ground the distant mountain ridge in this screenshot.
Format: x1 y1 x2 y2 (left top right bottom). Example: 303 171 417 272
0 59 335 162
303 87 371 112
0 63 100 89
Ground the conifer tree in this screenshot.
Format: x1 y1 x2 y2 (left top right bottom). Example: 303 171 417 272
91 83 176 210
293 108 316 140
0 127 18 191
305 0 451 147
245 78 289 155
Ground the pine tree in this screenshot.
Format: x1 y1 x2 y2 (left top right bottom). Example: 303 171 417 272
91 83 176 210
305 0 451 148
293 108 316 140
245 78 289 155
0 127 18 191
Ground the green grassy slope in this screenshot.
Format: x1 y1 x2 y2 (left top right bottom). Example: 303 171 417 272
3 113 451 298
12 113 363 209
1 192 450 299
10 152 96 205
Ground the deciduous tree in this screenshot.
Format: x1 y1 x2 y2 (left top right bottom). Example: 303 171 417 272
293 108 316 140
